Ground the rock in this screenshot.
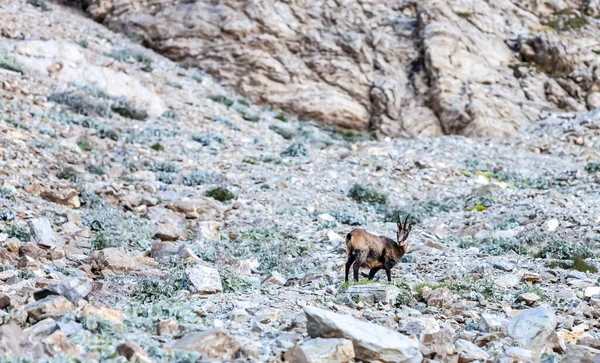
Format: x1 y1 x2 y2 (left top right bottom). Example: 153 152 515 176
492 260 514 272
507 306 556 346
27 218 55 249
519 292 541 306
327 231 344 244
262 271 287 286
197 221 221 239
82 305 125 325
494 274 520 288
41 189 80 208
455 339 489 362
427 288 454 308
304 306 422 362
317 214 336 224
170 329 241 360
544 219 559 232
563 344 600 362
90 247 156 272
117 341 152 363
0 270 16 281
285 338 355 363
33 277 93 304
157 319 179 336
420 329 456 361
151 240 185 260
476 313 508 332
399 316 440 336
346 284 400 305
43 330 83 357
153 223 182 241
584 286 600 299
166 198 223 220
25 296 75 323
0 294 10 310
185 265 223 294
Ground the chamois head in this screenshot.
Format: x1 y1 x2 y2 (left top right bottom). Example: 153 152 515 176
396 214 412 248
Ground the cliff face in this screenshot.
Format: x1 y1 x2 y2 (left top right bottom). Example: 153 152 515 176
83 0 600 138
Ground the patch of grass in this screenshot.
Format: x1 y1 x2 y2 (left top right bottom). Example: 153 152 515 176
280 142 308 157
208 94 234 107
275 113 288 122
322 126 378 143
48 91 110 117
111 102 148 121
77 139 93 151
83 203 156 251
332 210 367 226
57 166 78 183
96 126 119 141
26 0 50 11
87 165 105 176
204 187 235 202
0 56 24 75
153 162 177 173
348 184 387 205
213 116 239 131
1 222 30 242
182 170 221 186
167 81 183 90
192 134 223 146
538 236 596 260
221 269 254 293
161 110 178 120
104 48 153 67
466 195 495 211
150 142 165 152
78 39 89 49
585 162 600 174
261 184 270 190
541 15 588 32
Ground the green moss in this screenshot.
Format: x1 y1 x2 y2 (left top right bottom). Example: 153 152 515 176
150 142 164 152
275 113 288 122
57 166 78 183
208 94 234 107
77 139 93 151
204 187 236 202
348 184 387 205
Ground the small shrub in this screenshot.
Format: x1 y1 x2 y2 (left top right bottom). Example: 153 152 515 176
111 103 148 121
204 187 235 202
77 139 93 151
48 91 110 117
157 172 175 184
237 99 251 107
151 142 164 151
26 0 50 11
97 126 119 141
221 269 253 293
585 162 600 174
57 166 78 183
261 184 270 190
213 116 239 131
281 143 308 158
78 40 89 48
182 171 221 186
0 187 15 201
192 134 223 146
167 81 183 90
275 113 288 122
208 94 234 107
1 222 30 241
269 124 296 140
104 48 153 67
243 156 259 165
333 210 366 226
161 110 178 120
348 184 387 205
381 206 422 225
0 56 24 75
87 165 105 176
153 162 177 173
539 237 595 260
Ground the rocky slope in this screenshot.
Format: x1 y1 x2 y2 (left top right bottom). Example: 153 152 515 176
79 0 600 138
0 0 600 362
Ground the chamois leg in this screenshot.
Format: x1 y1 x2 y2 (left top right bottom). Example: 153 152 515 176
368 267 382 280
353 250 368 282
384 260 394 282
344 252 356 283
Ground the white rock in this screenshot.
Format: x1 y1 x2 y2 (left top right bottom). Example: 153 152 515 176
584 286 600 299
455 339 490 362
185 265 223 294
262 271 287 286
544 219 559 232
346 284 401 305
285 338 355 363
317 214 337 224
494 274 520 288
327 231 344 244
508 306 556 345
28 218 55 249
197 221 221 240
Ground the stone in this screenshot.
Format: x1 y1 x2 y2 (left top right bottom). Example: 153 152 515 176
0 294 11 310
492 260 514 272
507 306 556 346
153 223 182 241
0 270 16 281
399 316 440 336
33 277 93 304
494 274 520 288
327 231 344 244
166 198 223 220
90 247 156 272
584 286 600 299
230 309 250 322
82 305 125 325
544 219 559 232
427 288 454 308
151 240 185 260
171 329 241 360
455 339 489 362
24 296 75 323
117 342 151 363
519 292 541 306
197 221 221 239
185 265 223 294
420 329 456 361
157 319 179 336
262 271 287 286
43 330 83 357
27 218 55 249
476 313 508 332
304 306 422 362
317 214 336 224
41 189 80 208
284 338 355 363
346 284 400 305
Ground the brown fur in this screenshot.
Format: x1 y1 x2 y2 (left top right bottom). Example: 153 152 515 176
344 217 412 282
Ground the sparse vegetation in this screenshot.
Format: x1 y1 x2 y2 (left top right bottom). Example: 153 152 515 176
1 222 30 241
77 138 94 151
182 170 221 186
585 162 600 174
333 210 367 226
208 94 234 107
57 166 78 183
104 48 153 67
280 142 308 157
26 0 50 11
348 184 387 205
48 91 111 117
167 81 183 90
87 165 106 176
151 142 165 151
0 55 25 75
204 187 236 202
111 102 148 121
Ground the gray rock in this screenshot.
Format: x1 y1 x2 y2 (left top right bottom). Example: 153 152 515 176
492 260 514 272
346 284 400 305
24 296 75 323
507 306 556 346
33 277 93 304
304 306 422 363
284 338 355 363
153 223 182 241
28 218 55 249
427 288 454 308
494 274 520 288
400 316 440 336
518 292 541 306
476 313 508 332
262 271 287 286
455 339 489 362
171 329 241 360
185 265 223 294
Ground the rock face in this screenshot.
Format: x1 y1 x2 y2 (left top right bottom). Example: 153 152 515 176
82 0 600 138
304 306 422 362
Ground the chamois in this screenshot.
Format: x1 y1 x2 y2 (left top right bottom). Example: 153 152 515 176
344 215 412 282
